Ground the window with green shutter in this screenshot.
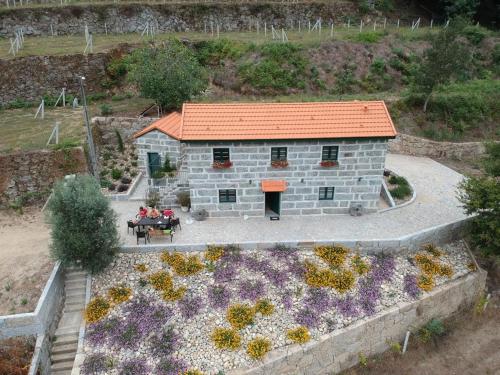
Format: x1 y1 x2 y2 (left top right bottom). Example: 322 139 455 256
322 146 339 161
219 189 236 203
319 187 335 200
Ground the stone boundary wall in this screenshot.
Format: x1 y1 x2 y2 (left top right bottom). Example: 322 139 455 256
28 333 51 375
120 216 471 253
230 269 486 374
0 262 64 339
0 2 362 37
388 134 496 160
92 116 156 145
0 147 88 207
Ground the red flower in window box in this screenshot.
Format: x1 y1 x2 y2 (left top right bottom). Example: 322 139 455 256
271 160 289 168
320 160 338 168
212 160 233 169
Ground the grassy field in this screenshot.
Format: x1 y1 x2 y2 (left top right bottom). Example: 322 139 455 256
0 27 438 59
0 97 152 153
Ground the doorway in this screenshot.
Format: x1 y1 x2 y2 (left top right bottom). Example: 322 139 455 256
147 152 161 177
265 192 281 216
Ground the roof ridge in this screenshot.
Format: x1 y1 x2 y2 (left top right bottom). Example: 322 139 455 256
179 103 186 139
184 100 385 106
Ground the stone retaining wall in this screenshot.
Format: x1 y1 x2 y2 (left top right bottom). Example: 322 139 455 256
0 262 64 339
388 134 492 160
0 147 88 207
230 268 486 375
92 116 156 145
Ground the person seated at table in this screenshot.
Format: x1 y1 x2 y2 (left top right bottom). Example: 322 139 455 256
162 208 174 218
149 207 160 219
137 206 148 219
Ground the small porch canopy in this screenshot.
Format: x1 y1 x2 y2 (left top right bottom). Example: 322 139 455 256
261 180 287 192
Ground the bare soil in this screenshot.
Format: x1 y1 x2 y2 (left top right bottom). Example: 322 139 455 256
0 209 52 315
0 336 36 375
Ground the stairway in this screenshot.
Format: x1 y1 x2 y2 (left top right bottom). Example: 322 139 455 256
50 268 87 375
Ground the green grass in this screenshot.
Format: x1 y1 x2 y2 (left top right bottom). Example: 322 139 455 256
0 96 152 153
0 27 442 60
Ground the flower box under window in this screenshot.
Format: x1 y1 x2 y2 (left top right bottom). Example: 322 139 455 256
271 160 289 168
320 160 338 168
212 160 233 169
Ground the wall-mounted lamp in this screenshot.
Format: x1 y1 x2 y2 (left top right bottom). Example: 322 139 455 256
249 179 252 185
301 178 305 183
358 177 363 182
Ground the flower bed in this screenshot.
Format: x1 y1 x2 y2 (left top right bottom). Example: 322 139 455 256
83 241 474 374
98 143 140 194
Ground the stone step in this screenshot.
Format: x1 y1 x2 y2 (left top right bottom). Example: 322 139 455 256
51 360 74 372
51 352 75 364
65 295 85 305
66 290 86 299
51 342 78 355
65 276 86 284
66 271 86 278
55 326 79 337
64 305 85 313
53 333 78 347
51 370 71 375
66 285 86 293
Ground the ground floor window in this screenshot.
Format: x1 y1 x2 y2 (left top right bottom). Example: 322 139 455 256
319 187 335 200
219 189 236 203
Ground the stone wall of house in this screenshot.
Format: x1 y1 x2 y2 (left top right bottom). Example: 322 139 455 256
0 2 363 37
388 134 493 160
92 116 156 145
185 139 388 217
0 52 123 106
0 147 88 207
135 130 182 175
230 269 487 375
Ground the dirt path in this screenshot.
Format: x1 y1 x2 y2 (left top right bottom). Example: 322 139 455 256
0 210 52 315
343 298 500 375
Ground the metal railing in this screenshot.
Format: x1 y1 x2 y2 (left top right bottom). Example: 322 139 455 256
148 170 188 187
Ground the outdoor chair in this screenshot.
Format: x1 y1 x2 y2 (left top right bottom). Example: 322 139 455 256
127 220 137 235
170 218 181 231
163 229 174 242
136 230 149 245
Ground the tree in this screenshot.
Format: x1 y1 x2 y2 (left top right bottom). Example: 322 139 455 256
411 19 473 112
458 143 500 255
48 175 120 273
440 0 479 18
128 39 208 112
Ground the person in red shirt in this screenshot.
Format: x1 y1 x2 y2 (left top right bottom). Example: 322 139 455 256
138 206 148 218
162 209 174 218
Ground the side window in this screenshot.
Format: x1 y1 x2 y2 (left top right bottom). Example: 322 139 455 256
219 189 236 203
322 146 339 161
271 147 287 161
319 187 335 200
213 148 230 162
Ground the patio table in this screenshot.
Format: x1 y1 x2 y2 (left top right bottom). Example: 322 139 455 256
137 216 171 229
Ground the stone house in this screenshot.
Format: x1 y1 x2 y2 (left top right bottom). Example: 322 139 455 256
134 101 397 217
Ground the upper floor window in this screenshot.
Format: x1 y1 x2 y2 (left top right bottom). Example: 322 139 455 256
322 146 339 161
271 147 287 161
213 148 230 162
319 187 335 200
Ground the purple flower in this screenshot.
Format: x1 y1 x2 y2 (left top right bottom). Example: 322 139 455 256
80 353 112 375
286 258 306 279
281 292 293 311
207 284 232 309
86 317 120 347
357 278 380 316
220 244 243 263
262 265 289 288
155 357 187 375
294 308 319 328
150 326 179 357
403 274 420 299
238 279 266 302
335 295 359 318
371 254 395 284
213 262 237 283
267 244 299 259
178 294 203 320
118 358 150 375
303 288 332 314
122 295 172 336
242 255 269 272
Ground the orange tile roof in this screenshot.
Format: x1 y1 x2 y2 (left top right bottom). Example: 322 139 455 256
261 180 287 192
134 101 397 141
133 112 182 139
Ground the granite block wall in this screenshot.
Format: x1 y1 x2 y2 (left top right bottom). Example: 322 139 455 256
135 130 181 176
185 139 388 217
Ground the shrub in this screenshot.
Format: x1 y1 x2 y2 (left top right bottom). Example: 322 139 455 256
150 326 179 357
314 245 349 268
111 168 123 180
247 337 271 360
135 263 148 272
414 253 440 275
418 318 445 343
207 284 232 309
107 284 132 304
388 175 408 186
255 299 275 316
161 252 204 276
80 353 114 374
121 176 132 184
108 183 116 191
100 104 113 116
461 25 489 45
100 179 112 189
146 190 161 208
176 191 191 207
304 261 335 288
151 170 165 179
162 286 187 302
390 184 412 199
227 304 255 330
195 38 244 65
352 31 386 44
205 245 225 262
118 358 150 375
438 264 454 278
48 175 119 273
331 269 356 293
84 296 110 323
417 274 435 292
211 327 241 350
149 271 173 291
286 326 311 344
351 254 370 275
183 370 204 375
422 243 444 257
117 184 129 193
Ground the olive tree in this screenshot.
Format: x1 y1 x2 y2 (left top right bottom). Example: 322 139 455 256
48 175 120 273
128 39 208 112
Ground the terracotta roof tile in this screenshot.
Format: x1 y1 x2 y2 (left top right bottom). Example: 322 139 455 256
134 101 397 141
261 180 287 192
133 112 182 139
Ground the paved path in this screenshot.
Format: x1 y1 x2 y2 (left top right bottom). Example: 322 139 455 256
112 154 468 247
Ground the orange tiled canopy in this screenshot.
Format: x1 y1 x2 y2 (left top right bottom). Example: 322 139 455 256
261 180 287 192
134 101 397 141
